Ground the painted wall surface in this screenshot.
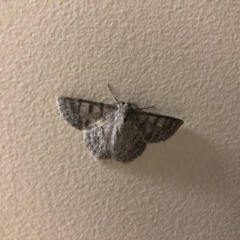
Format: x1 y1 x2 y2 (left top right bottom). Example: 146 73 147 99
1 1 239 239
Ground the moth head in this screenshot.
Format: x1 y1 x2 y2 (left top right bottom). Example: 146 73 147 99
117 102 137 122
107 84 139 110
118 101 139 109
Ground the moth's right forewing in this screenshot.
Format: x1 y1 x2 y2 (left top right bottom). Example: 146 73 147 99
135 111 183 143
57 97 117 130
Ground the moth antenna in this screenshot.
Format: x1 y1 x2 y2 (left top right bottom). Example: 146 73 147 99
107 84 120 104
136 105 154 110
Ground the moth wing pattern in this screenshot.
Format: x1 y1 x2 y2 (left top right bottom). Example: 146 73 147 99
57 97 118 130
135 111 183 143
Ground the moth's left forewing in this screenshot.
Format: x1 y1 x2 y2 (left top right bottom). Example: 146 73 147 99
135 111 183 143
57 97 117 130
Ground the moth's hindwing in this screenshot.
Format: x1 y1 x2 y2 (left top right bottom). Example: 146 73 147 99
57 97 117 130
84 114 147 163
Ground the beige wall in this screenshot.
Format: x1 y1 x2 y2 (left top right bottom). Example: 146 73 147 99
1 1 239 239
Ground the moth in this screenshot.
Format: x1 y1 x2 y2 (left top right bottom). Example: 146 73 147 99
57 85 183 163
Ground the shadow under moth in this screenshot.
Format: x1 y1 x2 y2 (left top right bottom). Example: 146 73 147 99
57 85 183 163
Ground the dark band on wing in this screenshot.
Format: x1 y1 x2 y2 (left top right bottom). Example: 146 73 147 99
137 116 149 132
161 116 170 132
152 115 160 125
78 99 82 115
101 126 105 137
88 104 93 113
100 103 104 117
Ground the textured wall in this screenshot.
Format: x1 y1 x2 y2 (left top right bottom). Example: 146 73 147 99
1 1 239 239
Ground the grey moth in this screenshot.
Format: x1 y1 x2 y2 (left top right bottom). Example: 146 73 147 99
57 85 183 163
